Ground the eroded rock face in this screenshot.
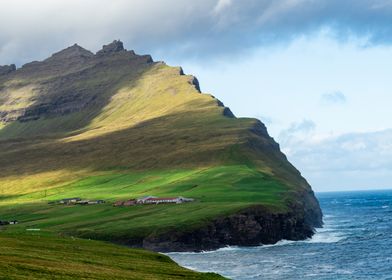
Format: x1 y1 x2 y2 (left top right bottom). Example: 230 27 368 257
96 40 127 56
136 204 320 252
0 64 16 76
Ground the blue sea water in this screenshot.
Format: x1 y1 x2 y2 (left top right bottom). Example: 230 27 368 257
167 190 392 279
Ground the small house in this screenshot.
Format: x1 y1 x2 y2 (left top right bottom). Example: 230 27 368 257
113 201 125 207
123 199 136 206
59 198 81 205
141 196 194 205
136 196 157 204
76 200 90 205
144 197 178 204
88 200 105 205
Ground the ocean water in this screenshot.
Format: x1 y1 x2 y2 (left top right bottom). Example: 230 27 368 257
167 190 392 279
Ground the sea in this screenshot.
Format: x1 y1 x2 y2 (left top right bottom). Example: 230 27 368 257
167 190 392 279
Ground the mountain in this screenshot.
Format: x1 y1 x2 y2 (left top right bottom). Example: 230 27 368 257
0 40 322 252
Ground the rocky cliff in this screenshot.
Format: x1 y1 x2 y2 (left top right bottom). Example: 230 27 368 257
130 204 319 252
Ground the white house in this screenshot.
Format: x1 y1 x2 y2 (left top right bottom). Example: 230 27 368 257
137 196 194 204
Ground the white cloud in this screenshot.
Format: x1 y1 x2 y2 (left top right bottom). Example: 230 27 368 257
320 91 347 105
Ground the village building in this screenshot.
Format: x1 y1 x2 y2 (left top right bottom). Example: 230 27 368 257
113 201 125 207
123 199 136 206
139 196 194 204
87 200 105 205
58 198 105 205
76 200 105 205
113 196 194 207
136 196 157 204
0 220 18 225
59 198 81 204
76 200 90 205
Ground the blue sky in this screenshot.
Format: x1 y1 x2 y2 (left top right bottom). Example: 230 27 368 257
1 0 392 191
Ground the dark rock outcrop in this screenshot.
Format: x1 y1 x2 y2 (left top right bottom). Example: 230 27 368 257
47 44 94 61
135 204 320 252
188 76 201 92
216 99 235 118
0 64 16 76
96 40 127 56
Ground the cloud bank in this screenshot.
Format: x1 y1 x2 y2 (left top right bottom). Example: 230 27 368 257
279 127 392 190
3 0 392 64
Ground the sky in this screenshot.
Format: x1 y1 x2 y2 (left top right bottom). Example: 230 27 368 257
1 0 392 191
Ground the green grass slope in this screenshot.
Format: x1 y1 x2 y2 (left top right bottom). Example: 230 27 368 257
0 232 223 279
0 41 322 253
0 165 288 243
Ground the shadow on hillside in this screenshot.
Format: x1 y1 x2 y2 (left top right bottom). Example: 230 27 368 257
0 52 153 140
0 104 247 179
0 100 306 194
0 194 21 201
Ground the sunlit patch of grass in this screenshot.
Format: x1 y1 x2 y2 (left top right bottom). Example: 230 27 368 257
0 165 288 242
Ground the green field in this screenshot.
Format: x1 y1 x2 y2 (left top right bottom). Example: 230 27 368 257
0 165 290 242
0 233 223 279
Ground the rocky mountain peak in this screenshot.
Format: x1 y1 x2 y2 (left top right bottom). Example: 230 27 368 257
46 44 94 62
96 40 126 56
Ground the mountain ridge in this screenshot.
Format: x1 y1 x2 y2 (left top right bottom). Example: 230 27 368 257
0 40 322 252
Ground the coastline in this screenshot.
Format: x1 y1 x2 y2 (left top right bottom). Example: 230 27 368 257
120 202 322 252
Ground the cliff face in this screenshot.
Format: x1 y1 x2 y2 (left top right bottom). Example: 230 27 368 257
0 40 322 252
137 205 318 252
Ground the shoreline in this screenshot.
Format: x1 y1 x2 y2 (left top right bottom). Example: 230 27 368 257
122 204 322 253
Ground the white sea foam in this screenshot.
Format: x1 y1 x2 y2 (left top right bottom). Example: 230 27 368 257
167 230 344 255
324 214 335 218
260 239 296 247
167 217 346 256
306 231 344 243
166 245 241 255
216 245 240 252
